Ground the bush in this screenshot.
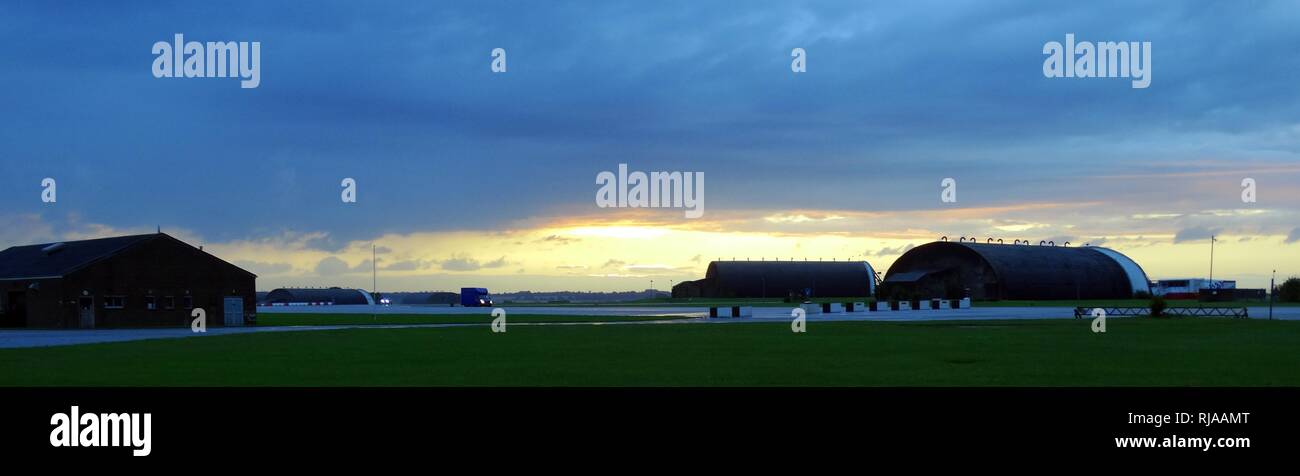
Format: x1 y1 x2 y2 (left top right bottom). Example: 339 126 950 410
1150 296 1168 318
1277 277 1300 303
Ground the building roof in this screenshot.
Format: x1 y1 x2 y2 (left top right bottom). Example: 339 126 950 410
954 242 1149 295
883 241 1150 299
0 233 256 281
0 234 158 280
703 260 877 297
265 287 374 305
883 269 939 283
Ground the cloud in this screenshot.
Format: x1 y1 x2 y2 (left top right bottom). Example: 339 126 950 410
314 257 352 275
313 257 374 275
537 235 580 245
621 264 689 275
382 259 427 271
440 255 483 271
1173 227 1222 243
0 214 55 247
1287 227 1300 244
764 213 845 224
602 259 626 269
440 254 509 271
233 260 293 275
5 0 1300 249
872 244 915 257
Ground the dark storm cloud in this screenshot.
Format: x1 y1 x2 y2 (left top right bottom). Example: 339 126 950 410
1174 226 1222 243
2 0 1298 246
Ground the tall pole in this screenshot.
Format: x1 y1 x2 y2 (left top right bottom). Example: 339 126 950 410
372 243 377 321
1209 235 1215 284
1270 269 1276 321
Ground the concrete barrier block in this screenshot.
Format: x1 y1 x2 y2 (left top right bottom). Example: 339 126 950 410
960 297 971 309
800 303 822 315
846 302 865 312
821 302 844 313
730 306 753 318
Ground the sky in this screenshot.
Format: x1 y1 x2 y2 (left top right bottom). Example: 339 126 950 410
1 0 1298 291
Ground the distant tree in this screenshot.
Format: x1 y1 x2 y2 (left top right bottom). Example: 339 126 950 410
1277 277 1300 302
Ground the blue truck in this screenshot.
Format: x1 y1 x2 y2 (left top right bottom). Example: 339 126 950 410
460 287 493 307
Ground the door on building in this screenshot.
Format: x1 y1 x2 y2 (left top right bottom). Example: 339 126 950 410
223 297 244 327
78 297 94 329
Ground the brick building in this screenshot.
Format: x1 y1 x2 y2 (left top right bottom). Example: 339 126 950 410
0 233 256 328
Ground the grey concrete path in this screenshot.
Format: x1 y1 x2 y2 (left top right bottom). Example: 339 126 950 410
2 304 1293 349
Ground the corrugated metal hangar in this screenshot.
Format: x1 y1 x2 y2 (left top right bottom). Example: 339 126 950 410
264 287 374 305
0 233 256 328
672 260 877 299
880 241 1150 300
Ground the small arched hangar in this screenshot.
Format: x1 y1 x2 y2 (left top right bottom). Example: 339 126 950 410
880 241 1150 300
672 260 877 299
264 287 374 305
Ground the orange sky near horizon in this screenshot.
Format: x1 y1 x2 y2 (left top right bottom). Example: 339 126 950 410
190 205 1298 292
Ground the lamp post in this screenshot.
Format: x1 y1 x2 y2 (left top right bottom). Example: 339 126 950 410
1209 235 1216 284
1270 269 1276 321
372 243 377 321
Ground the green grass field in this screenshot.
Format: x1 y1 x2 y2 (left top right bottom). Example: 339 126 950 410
502 297 855 307
255 312 694 326
3 317 1298 386
509 297 1295 308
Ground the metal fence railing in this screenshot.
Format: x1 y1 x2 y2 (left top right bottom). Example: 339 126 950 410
1073 306 1248 319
